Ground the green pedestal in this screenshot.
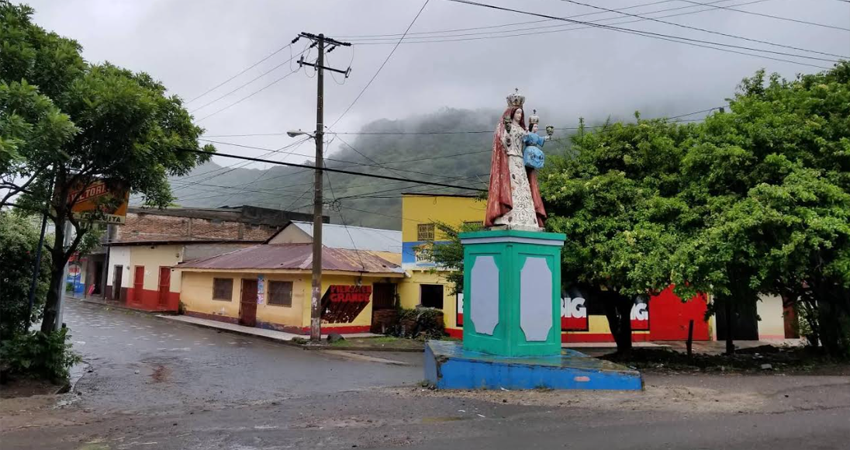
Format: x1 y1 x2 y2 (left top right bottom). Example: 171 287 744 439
460 229 566 357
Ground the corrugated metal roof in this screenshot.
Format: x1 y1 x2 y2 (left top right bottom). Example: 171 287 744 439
291 221 401 253
177 243 403 274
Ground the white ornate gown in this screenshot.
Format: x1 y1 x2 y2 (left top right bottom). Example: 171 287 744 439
494 124 538 229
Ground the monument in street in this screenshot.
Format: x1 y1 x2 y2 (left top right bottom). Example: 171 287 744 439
424 90 642 390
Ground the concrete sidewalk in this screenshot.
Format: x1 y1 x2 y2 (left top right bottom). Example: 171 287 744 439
158 314 379 343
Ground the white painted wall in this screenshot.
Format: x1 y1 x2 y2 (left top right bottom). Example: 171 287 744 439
757 295 787 339
106 246 131 294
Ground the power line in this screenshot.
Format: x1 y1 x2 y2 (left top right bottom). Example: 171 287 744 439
679 0 850 32
555 0 847 59
197 69 301 122
198 138 484 182
445 0 833 68
328 0 431 130
176 148 486 192
200 105 721 138
187 43 293 104
190 51 305 113
344 0 769 44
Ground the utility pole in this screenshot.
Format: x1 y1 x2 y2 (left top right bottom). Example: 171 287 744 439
296 32 351 342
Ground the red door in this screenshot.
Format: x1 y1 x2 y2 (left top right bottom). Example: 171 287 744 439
133 266 145 305
240 279 258 327
158 267 171 307
648 287 710 341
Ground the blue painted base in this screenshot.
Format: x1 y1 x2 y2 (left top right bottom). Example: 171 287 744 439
425 340 642 391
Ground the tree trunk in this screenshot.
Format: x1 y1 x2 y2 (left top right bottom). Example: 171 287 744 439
601 290 633 355
724 299 735 356
40 227 66 333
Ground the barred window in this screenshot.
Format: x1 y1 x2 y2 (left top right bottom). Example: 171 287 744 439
268 281 293 307
212 278 233 301
417 223 435 241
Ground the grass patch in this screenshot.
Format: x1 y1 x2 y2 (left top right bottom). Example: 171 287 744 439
602 345 850 374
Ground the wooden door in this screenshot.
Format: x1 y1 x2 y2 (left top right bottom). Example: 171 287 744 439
133 266 145 305
158 267 171 307
240 279 258 327
113 265 123 300
372 283 396 310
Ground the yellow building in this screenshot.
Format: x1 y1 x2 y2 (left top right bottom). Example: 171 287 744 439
400 193 486 337
178 244 403 333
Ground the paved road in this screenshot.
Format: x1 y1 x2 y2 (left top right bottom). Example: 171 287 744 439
1 299 848 449
62 299 423 415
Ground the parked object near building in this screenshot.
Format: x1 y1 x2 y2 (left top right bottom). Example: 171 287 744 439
101 206 322 312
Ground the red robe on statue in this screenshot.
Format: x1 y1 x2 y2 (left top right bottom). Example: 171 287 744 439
484 107 547 228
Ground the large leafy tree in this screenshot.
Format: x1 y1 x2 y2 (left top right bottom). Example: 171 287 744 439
0 212 52 341
0 2 214 332
672 63 850 356
540 118 694 353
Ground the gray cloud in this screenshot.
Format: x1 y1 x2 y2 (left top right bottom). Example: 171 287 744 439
26 0 850 167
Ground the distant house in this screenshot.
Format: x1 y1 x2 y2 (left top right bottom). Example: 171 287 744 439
178 243 403 334
99 206 326 312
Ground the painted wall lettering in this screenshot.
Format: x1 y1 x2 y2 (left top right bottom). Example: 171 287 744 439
321 285 372 324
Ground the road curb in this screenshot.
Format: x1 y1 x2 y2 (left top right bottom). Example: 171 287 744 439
154 315 425 353
71 296 176 316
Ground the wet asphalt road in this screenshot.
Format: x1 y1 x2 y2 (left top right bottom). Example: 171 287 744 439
62 299 423 415
2 299 849 449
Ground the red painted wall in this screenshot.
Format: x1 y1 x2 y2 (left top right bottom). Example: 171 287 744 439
125 287 179 312
648 287 710 341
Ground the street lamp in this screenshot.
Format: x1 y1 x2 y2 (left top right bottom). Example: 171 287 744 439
288 128 324 342
286 129 315 138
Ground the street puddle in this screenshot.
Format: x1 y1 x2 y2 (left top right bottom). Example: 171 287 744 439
150 365 169 383
421 416 466 423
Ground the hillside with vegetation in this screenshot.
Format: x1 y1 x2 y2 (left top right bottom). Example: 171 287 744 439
169 108 572 229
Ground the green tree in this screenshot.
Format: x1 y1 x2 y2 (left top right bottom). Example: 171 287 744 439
0 212 52 341
419 221 484 294
0 2 214 332
671 63 850 356
540 117 694 353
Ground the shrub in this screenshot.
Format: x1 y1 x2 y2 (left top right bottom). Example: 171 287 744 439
0 328 81 381
396 307 446 340
0 213 52 342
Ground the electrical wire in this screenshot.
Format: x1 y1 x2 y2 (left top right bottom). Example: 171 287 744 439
555 0 847 59
344 0 767 44
198 138 487 182
200 105 723 138
190 50 306 113
196 69 301 122
341 0 681 38
187 43 293 104
177 148 487 192
678 0 850 32
444 0 834 68
328 0 431 130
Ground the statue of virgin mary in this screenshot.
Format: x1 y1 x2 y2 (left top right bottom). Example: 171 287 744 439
484 90 547 230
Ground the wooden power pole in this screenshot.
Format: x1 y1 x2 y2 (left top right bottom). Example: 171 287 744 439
296 32 351 342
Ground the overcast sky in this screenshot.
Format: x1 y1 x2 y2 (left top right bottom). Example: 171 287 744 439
24 0 850 166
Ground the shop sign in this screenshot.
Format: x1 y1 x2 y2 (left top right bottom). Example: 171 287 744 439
560 286 650 331
321 285 372 323
68 179 129 224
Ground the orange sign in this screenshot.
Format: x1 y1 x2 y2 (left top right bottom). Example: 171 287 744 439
69 180 129 224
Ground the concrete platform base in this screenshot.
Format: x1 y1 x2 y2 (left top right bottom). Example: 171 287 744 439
425 340 642 391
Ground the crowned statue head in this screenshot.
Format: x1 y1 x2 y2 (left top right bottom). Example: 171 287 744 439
505 89 527 130
528 109 540 133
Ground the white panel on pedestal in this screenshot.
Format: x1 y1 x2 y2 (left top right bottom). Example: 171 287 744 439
520 257 552 342
470 256 499 335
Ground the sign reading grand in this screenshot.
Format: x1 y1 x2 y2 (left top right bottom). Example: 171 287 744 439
69 180 129 224
321 285 372 324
